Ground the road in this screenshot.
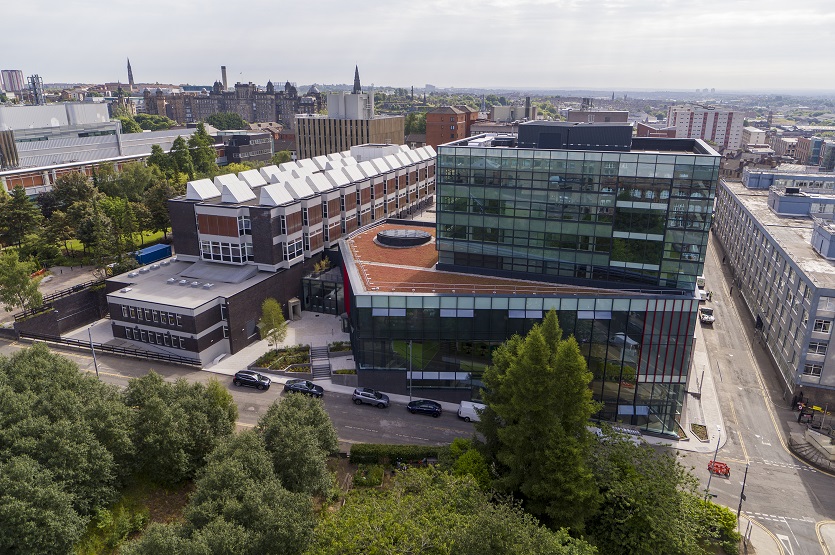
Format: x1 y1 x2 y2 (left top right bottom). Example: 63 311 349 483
0 338 475 452
692 234 835 555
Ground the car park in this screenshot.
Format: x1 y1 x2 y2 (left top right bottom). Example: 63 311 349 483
232 370 271 390
407 399 442 417
283 378 324 398
352 387 390 408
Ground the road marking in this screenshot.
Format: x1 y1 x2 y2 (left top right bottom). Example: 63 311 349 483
236 422 256 428
816 520 835 555
345 425 380 433
777 533 795 555
750 513 814 523
727 400 749 463
741 514 786 555
394 433 432 441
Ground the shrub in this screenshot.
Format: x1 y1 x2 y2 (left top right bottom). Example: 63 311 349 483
253 345 310 369
333 369 356 375
329 341 352 352
352 464 384 487
349 444 447 465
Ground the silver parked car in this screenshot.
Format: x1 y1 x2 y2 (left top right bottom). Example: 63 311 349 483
352 387 390 408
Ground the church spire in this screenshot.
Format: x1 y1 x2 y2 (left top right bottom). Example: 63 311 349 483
127 58 135 92
353 65 361 94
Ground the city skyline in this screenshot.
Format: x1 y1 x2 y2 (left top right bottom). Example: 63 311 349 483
3 0 835 93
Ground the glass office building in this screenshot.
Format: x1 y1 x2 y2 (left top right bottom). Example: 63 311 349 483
435 127 720 292
342 125 720 437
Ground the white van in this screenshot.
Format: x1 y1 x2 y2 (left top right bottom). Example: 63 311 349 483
457 401 486 422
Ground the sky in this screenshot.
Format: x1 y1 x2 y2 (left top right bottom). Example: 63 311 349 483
3 0 835 92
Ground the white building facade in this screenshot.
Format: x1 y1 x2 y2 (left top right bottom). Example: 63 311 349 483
667 105 744 151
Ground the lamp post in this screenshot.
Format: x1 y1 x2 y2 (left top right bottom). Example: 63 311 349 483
88 326 99 379
408 340 413 402
705 425 721 502
737 461 750 522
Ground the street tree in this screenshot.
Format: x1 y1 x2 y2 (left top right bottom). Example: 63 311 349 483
117 115 143 133
0 185 43 247
256 393 338 495
476 310 600 531
188 123 218 175
258 297 288 346
0 250 42 311
307 468 596 555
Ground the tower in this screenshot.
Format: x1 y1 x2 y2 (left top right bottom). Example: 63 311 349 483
221 66 228 91
127 58 135 92
353 65 361 94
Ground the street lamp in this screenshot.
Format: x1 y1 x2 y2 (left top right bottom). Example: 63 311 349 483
705 425 721 502
408 340 413 402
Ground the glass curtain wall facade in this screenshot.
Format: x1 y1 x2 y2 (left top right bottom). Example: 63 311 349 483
435 146 719 291
349 292 697 435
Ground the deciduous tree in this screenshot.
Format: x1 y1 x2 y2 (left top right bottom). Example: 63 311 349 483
205 112 248 130
188 123 218 175
257 394 338 496
0 250 42 311
258 297 288 346
0 185 43 247
169 136 195 180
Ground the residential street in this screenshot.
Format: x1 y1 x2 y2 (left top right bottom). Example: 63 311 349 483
691 234 835 554
0 338 476 452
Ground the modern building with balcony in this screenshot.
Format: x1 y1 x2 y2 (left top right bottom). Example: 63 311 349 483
341 122 720 436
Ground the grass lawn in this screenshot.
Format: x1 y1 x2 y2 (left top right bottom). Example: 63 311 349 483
62 230 169 256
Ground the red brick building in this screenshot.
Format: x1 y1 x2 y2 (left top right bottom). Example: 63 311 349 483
426 106 472 148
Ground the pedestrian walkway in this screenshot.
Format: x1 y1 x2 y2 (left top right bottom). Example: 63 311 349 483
642 319 727 453
738 514 787 555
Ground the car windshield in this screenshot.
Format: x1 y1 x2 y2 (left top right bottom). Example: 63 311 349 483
373 391 383 399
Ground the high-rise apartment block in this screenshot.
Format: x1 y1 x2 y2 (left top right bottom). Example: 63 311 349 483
667 104 744 151
1 70 25 93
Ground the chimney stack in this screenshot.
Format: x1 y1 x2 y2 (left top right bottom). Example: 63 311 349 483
525 96 531 120
221 66 228 90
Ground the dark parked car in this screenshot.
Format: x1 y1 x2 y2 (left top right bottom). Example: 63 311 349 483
233 370 271 391
352 387 390 408
407 399 442 417
283 378 324 398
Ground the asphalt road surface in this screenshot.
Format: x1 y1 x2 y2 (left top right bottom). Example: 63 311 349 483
691 234 835 555
0 338 475 452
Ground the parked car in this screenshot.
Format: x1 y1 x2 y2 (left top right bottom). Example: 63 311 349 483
407 399 442 417
457 400 486 422
352 387 390 408
232 370 271 391
283 378 324 398
699 306 715 325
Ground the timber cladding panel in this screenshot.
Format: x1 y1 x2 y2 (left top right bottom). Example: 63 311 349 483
197 214 239 237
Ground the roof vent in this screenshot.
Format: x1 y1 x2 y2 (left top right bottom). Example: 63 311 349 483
202 283 214 289
139 268 149 274
166 278 177 284
170 256 178 262
120 287 132 293
178 279 189 286
786 186 801 195
190 281 200 287
160 260 170 266
128 272 139 278
150 264 160 270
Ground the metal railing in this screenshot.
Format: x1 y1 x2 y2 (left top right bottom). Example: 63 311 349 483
14 279 106 322
18 331 202 368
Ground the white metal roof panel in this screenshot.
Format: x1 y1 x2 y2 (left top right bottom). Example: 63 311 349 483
259 183 295 206
356 160 380 178
370 158 392 173
305 173 334 194
324 168 351 187
342 165 366 182
259 165 280 181
404 150 422 163
311 155 330 171
383 154 403 170
186 179 221 201
284 178 316 200
394 152 413 166
238 169 267 188
215 174 256 203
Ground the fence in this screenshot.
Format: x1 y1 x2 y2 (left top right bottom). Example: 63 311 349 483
18 331 202 368
14 279 105 322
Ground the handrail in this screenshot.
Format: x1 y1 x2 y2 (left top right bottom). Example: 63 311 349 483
14 278 106 322
17 331 202 368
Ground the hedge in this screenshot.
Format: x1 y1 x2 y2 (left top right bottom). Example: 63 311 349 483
349 444 448 465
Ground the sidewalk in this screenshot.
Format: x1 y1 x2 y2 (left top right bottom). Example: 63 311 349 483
642 319 728 453
738 515 787 555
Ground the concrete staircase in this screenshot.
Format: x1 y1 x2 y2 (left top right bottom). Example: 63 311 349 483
310 346 331 380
